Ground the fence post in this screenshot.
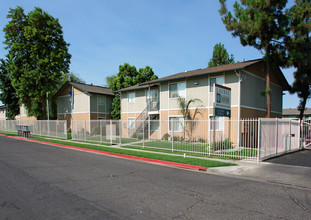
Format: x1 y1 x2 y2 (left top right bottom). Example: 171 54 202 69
208 118 211 156
148 117 150 140
119 120 122 146
213 117 216 152
172 120 174 152
275 118 278 155
100 120 103 143
84 120 86 141
257 118 261 163
110 120 113 145
298 119 301 149
143 120 145 148
64 121 67 139
289 119 292 152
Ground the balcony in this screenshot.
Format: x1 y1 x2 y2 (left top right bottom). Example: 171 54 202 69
147 100 159 114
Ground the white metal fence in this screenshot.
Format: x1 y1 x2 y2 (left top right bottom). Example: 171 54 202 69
259 118 301 160
1 118 308 161
72 119 259 160
0 120 67 139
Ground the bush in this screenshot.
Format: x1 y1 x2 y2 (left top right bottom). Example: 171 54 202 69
198 137 205 143
162 133 170 141
67 131 72 140
91 126 100 135
212 139 233 151
132 133 143 140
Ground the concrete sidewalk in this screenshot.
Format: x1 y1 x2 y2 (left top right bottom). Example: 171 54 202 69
207 160 311 189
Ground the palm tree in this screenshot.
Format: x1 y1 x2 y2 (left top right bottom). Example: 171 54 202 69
177 96 203 140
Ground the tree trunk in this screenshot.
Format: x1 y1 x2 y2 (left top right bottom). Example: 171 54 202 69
266 60 271 118
299 96 308 120
42 95 47 120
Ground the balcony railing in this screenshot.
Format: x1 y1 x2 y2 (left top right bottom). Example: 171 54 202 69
147 101 159 112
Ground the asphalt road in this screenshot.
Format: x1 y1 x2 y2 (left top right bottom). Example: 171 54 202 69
0 136 311 219
266 149 311 167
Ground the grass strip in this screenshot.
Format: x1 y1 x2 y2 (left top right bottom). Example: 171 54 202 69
29 136 236 168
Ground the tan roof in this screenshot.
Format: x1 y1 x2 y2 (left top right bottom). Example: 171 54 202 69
283 108 311 116
117 59 290 93
55 81 115 97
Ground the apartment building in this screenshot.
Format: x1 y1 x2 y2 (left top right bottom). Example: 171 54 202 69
117 59 290 139
55 81 115 129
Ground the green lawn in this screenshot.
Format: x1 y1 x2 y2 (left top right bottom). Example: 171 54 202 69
0 131 236 168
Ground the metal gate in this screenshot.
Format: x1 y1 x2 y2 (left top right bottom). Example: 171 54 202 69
259 119 300 160
301 119 311 148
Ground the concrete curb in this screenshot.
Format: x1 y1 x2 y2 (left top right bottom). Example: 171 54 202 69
0 134 207 171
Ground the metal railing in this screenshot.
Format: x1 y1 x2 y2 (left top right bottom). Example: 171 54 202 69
1 118 308 161
0 120 67 139
71 119 260 160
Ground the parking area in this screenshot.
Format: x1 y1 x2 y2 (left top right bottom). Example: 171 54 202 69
265 149 311 167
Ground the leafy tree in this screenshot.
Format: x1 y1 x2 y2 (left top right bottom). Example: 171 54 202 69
60 72 85 86
286 0 311 120
0 59 19 119
108 63 158 119
219 0 288 117
3 6 71 119
208 43 235 67
177 96 202 140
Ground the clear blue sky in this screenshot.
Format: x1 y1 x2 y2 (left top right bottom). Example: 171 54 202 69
0 0 307 109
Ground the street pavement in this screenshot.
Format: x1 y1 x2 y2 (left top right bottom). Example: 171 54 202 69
0 135 311 219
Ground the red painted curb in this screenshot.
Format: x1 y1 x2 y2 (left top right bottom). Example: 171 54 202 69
0 134 207 171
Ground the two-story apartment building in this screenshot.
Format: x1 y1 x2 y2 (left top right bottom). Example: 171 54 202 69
117 59 290 140
55 82 115 129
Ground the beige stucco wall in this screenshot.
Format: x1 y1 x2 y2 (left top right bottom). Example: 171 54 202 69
0 108 6 120
57 85 90 114
15 105 37 120
135 89 147 112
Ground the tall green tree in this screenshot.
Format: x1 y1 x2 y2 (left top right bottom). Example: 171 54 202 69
286 0 311 120
208 43 235 67
108 63 158 119
3 6 71 119
219 0 288 117
0 59 20 119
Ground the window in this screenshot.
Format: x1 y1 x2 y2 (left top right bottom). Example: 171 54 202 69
98 96 105 105
210 116 224 131
210 76 224 92
169 82 186 98
169 117 184 132
128 118 135 129
128 92 135 103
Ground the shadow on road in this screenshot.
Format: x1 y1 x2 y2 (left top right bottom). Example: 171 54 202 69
265 150 311 167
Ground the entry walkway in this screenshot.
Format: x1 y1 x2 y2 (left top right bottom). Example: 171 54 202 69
207 150 311 189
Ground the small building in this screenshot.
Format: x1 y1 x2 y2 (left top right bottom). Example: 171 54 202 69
0 105 6 120
283 108 311 119
0 105 36 120
54 82 115 129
